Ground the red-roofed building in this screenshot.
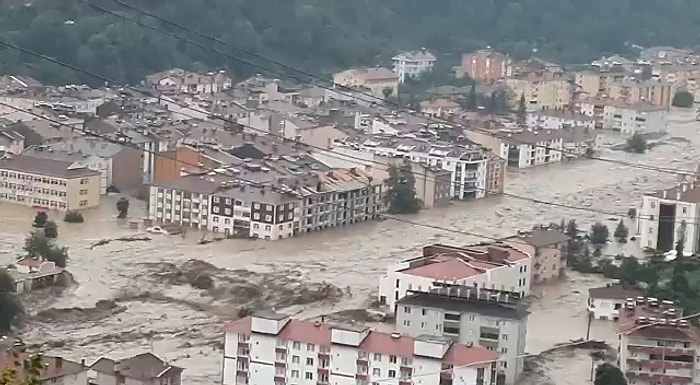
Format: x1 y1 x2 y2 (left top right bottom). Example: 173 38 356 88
223 312 497 385
378 242 532 310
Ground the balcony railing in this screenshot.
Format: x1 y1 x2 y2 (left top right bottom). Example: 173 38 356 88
626 358 693 370
626 371 692 384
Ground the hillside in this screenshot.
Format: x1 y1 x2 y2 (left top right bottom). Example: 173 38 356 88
1 0 700 85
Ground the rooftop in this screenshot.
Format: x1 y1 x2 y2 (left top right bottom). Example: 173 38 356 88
503 227 569 248
225 315 497 366
589 284 642 300
644 182 700 203
393 49 437 63
0 350 86 382
398 289 529 320
0 154 100 179
617 297 699 341
91 352 183 380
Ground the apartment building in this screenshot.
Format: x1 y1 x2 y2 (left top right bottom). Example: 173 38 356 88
392 49 437 83
587 284 642 321
144 68 232 94
355 137 491 200
526 110 594 131
223 312 499 385
378 243 532 311
574 70 632 97
637 182 700 253
578 98 668 134
456 50 510 82
409 162 452 209
396 288 528 385
498 130 563 168
0 154 101 211
332 67 400 98
506 74 571 111
618 297 698 385
609 80 672 109
502 227 569 283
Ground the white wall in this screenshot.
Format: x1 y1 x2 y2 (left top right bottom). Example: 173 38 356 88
588 298 621 320
638 193 699 253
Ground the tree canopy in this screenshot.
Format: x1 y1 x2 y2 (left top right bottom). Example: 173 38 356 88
594 363 627 385
2 0 700 84
0 269 23 333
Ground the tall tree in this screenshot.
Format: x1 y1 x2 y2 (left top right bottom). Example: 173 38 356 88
32 212 48 228
517 93 527 125
0 269 22 333
383 160 421 214
594 363 627 385
116 198 130 219
467 80 477 111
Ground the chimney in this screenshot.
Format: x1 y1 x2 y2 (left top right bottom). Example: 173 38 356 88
55 356 63 369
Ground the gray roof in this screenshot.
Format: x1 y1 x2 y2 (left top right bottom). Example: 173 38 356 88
0 154 100 178
505 229 569 247
91 353 182 380
398 292 529 320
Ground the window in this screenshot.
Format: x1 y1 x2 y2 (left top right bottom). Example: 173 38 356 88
225 208 232 215
501 347 508 354
306 357 314 366
403 320 410 327
253 213 260 220
79 200 88 207
420 322 426 329
265 215 272 222
253 223 259 230
291 370 299 378
404 306 411 314
389 355 397 364
265 225 271 231
292 355 300 364
388 370 396 378
373 353 381 361
683 206 688 214
395 279 399 288
213 206 220 214
307 343 315 352
372 368 381 376
225 198 231 205
79 189 88 195
421 309 427 316
254 203 261 209
212 217 219 223
502 334 508 341
213 197 220 203
305 372 313 380
293 342 301 349
80 178 88 185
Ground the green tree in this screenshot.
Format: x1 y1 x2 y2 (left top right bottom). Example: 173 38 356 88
627 208 637 218
23 231 68 268
32 212 48 228
467 80 477 111
0 353 43 385
0 269 23 334
63 210 84 223
594 363 627 385
383 160 421 214
517 93 527 125
625 133 647 154
617 257 640 285
116 197 130 219
382 87 394 99
590 222 610 245
43 220 58 239
672 91 694 108
565 219 578 238
613 220 628 243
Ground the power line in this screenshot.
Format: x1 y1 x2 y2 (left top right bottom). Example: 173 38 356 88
80 0 698 177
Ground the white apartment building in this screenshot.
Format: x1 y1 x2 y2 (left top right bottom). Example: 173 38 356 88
587 284 642 321
637 182 700 254
354 137 489 200
578 98 668 134
378 243 532 311
223 312 499 385
498 130 563 168
526 111 595 131
392 49 437 83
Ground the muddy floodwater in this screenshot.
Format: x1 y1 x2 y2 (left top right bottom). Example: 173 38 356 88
1 109 698 385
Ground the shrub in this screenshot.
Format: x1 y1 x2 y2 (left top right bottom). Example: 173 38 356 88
63 210 85 223
672 90 694 108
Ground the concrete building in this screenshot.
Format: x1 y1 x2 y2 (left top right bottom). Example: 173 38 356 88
608 80 673 109
145 68 232 94
410 162 452 209
223 312 499 385
332 67 400 98
456 50 510 82
574 70 632 97
0 154 101 211
90 352 183 385
506 74 571 112
378 243 532 311
396 288 529 385
637 182 700 253
618 297 698 385
392 49 437 83
526 111 594 131
8 256 64 294
498 130 563 169
587 284 642 321
502 227 569 284
578 98 668 134
419 99 461 118
0 349 88 385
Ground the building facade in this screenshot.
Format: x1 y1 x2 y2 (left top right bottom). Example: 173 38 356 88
90 352 183 385
395 289 529 385
608 80 673 109
0 349 88 385
378 243 532 311
637 182 700 253
498 131 564 169
223 312 499 385
526 111 594 131
506 75 571 112
456 50 510 82
502 227 568 284
332 67 400 98
0 154 101 211
392 49 437 83
578 98 668 134
587 284 642 321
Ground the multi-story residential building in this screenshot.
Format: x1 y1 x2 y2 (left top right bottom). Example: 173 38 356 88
559 127 603 160
392 49 437 83
618 297 697 385
574 70 632 97
144 68 232 94
396 287 529 385
148 166 382 240
637 182 700 253
608 79 673 109
0 154 101 211
0 130 24 154
409 162 452 209
587 284 641 321
419 99 461 118
378 243 532 311
485 156 505 195
506 73 571 112
501 226 569 283
90 352 183 385
332 67 400 98
498 130 563 169
578 98 668 134
0 348 88 385
353 137 491 200
526 110 595 131
456 50 510 82
223 312 499 385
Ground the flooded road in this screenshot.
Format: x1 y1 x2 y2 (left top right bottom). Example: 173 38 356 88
1 109 698 385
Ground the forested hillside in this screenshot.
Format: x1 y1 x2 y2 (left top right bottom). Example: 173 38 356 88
2 0 700 85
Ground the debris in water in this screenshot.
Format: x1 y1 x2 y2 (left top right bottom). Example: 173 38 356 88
90 236 151 249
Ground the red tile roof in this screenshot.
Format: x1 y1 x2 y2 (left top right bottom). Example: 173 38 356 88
401 258 484 280
16 256 42 269
443 344 498 367
278 319 331 346
358 332 414 357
